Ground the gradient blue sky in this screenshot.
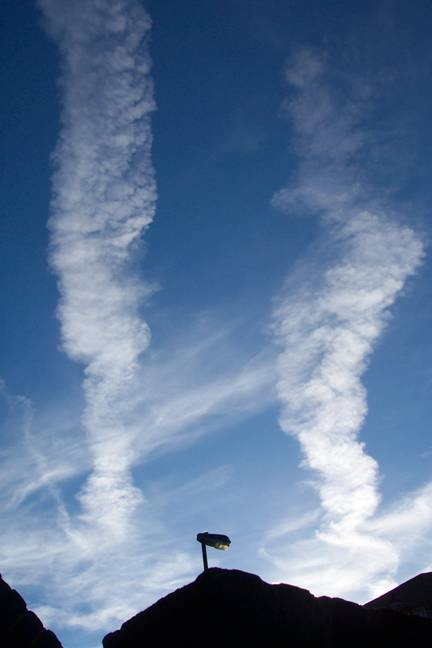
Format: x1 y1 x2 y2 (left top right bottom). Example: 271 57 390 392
1 1 432 647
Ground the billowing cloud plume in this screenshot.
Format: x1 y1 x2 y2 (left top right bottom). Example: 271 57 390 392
266 48 427 599
39 0 156 538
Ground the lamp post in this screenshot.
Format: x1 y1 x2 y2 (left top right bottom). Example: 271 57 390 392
197 532 231 572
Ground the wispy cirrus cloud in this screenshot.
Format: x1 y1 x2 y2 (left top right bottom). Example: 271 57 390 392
0 318 275 637
264 48 429 600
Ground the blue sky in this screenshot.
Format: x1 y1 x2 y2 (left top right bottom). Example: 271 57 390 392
1 1 432 646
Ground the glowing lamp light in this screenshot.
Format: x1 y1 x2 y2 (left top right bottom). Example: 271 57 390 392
197 532 231 571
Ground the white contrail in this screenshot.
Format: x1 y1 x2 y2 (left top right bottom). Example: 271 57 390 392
269 48 424 593
39 0 156 538
274 214 423 537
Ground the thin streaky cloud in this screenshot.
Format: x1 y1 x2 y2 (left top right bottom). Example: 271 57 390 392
264 509 322 542
0 322 276 632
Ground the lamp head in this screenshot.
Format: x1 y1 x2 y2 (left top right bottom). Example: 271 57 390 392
197 532 231 551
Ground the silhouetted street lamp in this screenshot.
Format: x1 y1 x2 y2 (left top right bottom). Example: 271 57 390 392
197 532 231 571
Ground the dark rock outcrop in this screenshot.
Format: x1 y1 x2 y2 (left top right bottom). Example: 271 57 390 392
103 568 432 647
0 574 63 648
365 572 432 619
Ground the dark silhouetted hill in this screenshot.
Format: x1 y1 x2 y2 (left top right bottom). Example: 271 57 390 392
0 574 63 647
102 568 432 647
365 572 432 619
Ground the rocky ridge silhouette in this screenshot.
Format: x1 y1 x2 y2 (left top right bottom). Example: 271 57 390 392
2 567 432 647
103 567 432 647
0 573 62 647
365 572 432 619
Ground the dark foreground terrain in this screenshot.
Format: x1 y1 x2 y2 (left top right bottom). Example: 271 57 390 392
2 567 431 647
0 574 62 647
365 571 432 618
103 568 432 648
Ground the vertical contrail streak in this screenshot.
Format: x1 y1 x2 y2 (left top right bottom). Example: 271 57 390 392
269 49 424 593
39 0 156 538
274 214 423 536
